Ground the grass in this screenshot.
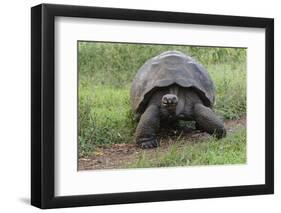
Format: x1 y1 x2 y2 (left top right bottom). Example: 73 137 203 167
131 128 246 168
209 63 246 119
78 83 135 156
78 41 247 166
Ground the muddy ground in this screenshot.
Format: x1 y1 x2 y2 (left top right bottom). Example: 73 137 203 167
78 117 246 170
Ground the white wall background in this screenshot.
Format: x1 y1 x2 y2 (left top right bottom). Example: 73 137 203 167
0 0 279 212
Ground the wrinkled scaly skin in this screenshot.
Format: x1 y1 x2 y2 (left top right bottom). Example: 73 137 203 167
135 85 226 149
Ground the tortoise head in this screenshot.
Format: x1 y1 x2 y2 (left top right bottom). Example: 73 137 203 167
161 94 178 114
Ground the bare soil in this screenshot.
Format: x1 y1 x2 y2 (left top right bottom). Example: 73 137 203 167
78 117 246 170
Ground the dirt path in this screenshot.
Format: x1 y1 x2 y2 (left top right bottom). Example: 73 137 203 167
78 117 246 170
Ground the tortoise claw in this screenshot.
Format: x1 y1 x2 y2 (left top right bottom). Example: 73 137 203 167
140 138 159 149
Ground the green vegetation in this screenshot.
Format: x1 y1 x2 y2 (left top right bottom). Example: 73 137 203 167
78 42 246 88
79 84 135 156
78 42 247 164
131 128 246 168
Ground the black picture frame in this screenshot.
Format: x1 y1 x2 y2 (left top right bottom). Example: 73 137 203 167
31 3 274 209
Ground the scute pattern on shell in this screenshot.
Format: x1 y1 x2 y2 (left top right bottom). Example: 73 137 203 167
130 51 215 116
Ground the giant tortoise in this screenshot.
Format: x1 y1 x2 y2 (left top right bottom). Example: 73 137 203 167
130 51 226 149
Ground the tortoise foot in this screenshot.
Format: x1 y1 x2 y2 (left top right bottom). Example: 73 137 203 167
138 137 159 149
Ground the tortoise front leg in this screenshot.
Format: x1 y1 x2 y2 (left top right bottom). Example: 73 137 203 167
193 103 226 138
135 104 160 149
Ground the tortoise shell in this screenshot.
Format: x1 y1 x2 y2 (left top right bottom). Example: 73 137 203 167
130 51 215 116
